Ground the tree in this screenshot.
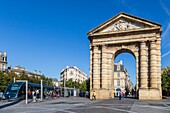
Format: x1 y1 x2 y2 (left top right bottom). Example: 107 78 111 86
162 67 170 96
0 71 11 92
0 70 54 92
64 79 90 91
66 79 73 88
19 71 29 80
86 78 90 92
80 81 87 91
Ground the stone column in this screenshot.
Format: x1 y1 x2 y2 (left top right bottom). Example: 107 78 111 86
150 41 157 88
135 52 139 90
90 45 93 90
101 45 108 89
140 41 148 88
156 39 162 98
93 45 100 89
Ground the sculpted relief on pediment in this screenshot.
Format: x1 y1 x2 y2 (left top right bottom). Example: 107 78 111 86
101 18 150 33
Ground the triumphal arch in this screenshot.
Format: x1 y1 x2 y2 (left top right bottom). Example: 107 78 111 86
88 13 162 100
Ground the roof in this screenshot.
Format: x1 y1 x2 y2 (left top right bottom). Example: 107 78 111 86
87 12 161 37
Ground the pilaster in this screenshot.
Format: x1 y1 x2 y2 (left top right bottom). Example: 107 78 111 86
156 38 162 98
101 45 108 89
90 45 93 90
150 41 158 88
140 41 148 88
92 45 101 89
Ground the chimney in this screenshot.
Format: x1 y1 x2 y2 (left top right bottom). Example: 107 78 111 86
34 70 37 74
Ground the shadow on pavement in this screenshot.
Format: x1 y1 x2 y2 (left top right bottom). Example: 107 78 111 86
0 100 22 109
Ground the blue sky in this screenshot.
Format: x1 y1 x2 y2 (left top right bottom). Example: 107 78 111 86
0 0 170 85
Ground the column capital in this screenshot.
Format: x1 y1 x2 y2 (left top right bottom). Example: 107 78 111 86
140 41 146 44
101 44 108 47
150 40 156 49
150 40 156 43
140 41 146 47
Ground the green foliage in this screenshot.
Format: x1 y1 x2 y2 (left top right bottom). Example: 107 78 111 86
162 67 170 95
64 78 90 91
0 71 53 92
0 71 11 92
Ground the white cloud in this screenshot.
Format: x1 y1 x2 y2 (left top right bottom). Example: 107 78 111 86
160 0 170 16
162 22 170 39
162 50 170 58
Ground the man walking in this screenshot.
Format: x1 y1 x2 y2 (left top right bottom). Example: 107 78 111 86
92 91 96 100
119 91 122 100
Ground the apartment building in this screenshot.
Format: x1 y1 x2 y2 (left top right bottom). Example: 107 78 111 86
10 65 42 78
60 66 88 83
114 60 134 96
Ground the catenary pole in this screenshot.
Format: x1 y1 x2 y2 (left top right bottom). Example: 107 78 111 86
41 79 43 101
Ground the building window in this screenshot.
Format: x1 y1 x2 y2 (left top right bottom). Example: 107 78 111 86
117 65 120 71
117 80 120 86
2 64 4 71
70 71 73 75
117 72 120 77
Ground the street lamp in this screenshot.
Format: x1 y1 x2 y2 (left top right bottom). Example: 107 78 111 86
63 72 66 97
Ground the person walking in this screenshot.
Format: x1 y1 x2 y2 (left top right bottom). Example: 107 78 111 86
32 90 37 102
122 92 124 100
92 91 96 100
56 90 58 100
119 91 122 100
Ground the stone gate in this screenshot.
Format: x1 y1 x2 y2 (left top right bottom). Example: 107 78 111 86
88 13 162 100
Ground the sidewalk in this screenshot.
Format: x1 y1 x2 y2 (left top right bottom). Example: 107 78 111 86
1 97 170 113
0 96 93 108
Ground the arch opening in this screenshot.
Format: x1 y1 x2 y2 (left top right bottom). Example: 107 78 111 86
113 49 137 98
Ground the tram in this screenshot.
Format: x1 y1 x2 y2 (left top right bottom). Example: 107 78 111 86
3 82 55 100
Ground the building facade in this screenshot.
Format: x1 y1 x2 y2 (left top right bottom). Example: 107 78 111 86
52 78 59 87
0 51 7 72
114 60 134 96
10 65 42 78
60 66 88 83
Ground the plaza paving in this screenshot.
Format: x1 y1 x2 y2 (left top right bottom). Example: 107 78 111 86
0 97 170 113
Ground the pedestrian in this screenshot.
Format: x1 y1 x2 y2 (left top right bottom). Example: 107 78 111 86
32 90 37 102
50 90 53 99
91 91 96 100
119 91 122 100
36 89 39 100
28 90 31 99
56 90 58 99
122 92 124 100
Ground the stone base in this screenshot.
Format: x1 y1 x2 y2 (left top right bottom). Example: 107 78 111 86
90 89 114 99
139 88 161 100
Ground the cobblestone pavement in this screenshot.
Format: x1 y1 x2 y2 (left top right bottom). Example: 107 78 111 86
0 97 170 113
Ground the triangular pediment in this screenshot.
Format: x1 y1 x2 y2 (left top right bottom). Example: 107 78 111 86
88 13 161 36
101 17 149 33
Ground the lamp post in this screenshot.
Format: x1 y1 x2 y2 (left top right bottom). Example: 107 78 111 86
41 79 43 101
63 72 66 98
64 78 65 97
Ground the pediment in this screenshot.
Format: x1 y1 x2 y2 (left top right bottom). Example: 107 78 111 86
88 13 161 36
101 17 149 33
